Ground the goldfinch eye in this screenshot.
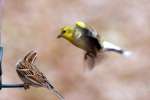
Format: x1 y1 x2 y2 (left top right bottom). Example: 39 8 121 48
62 30 66 33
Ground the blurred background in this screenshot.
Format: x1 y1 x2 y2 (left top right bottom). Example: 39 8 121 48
0 0 150 100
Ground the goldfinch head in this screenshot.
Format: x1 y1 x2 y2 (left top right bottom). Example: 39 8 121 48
57 21 86 42
57 26 74 42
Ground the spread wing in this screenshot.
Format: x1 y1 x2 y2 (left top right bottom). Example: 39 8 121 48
23 50 37 64
16 50 49 87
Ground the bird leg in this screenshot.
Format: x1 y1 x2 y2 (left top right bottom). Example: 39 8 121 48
84 52 90 60
84 52 96 60
24 83 30 90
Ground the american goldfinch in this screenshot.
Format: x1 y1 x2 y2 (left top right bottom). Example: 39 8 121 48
57 21 131 69
16 50 64 100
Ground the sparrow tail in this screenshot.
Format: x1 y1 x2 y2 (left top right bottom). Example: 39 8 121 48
47 83 64 100
51 88 64 100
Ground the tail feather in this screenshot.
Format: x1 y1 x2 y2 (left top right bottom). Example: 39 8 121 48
51 88 64 100
47 83 64 100
102 41 132 57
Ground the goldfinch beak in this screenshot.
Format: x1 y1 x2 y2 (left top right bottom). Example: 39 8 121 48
57 34 62 38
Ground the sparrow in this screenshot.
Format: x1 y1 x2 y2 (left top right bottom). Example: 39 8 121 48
16 50 64 100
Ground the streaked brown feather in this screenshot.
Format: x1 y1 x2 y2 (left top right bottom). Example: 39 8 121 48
16 50 50 87
16 50 64 100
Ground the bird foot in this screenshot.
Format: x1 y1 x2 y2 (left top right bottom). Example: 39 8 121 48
24 84 30 90
84 52 95 60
